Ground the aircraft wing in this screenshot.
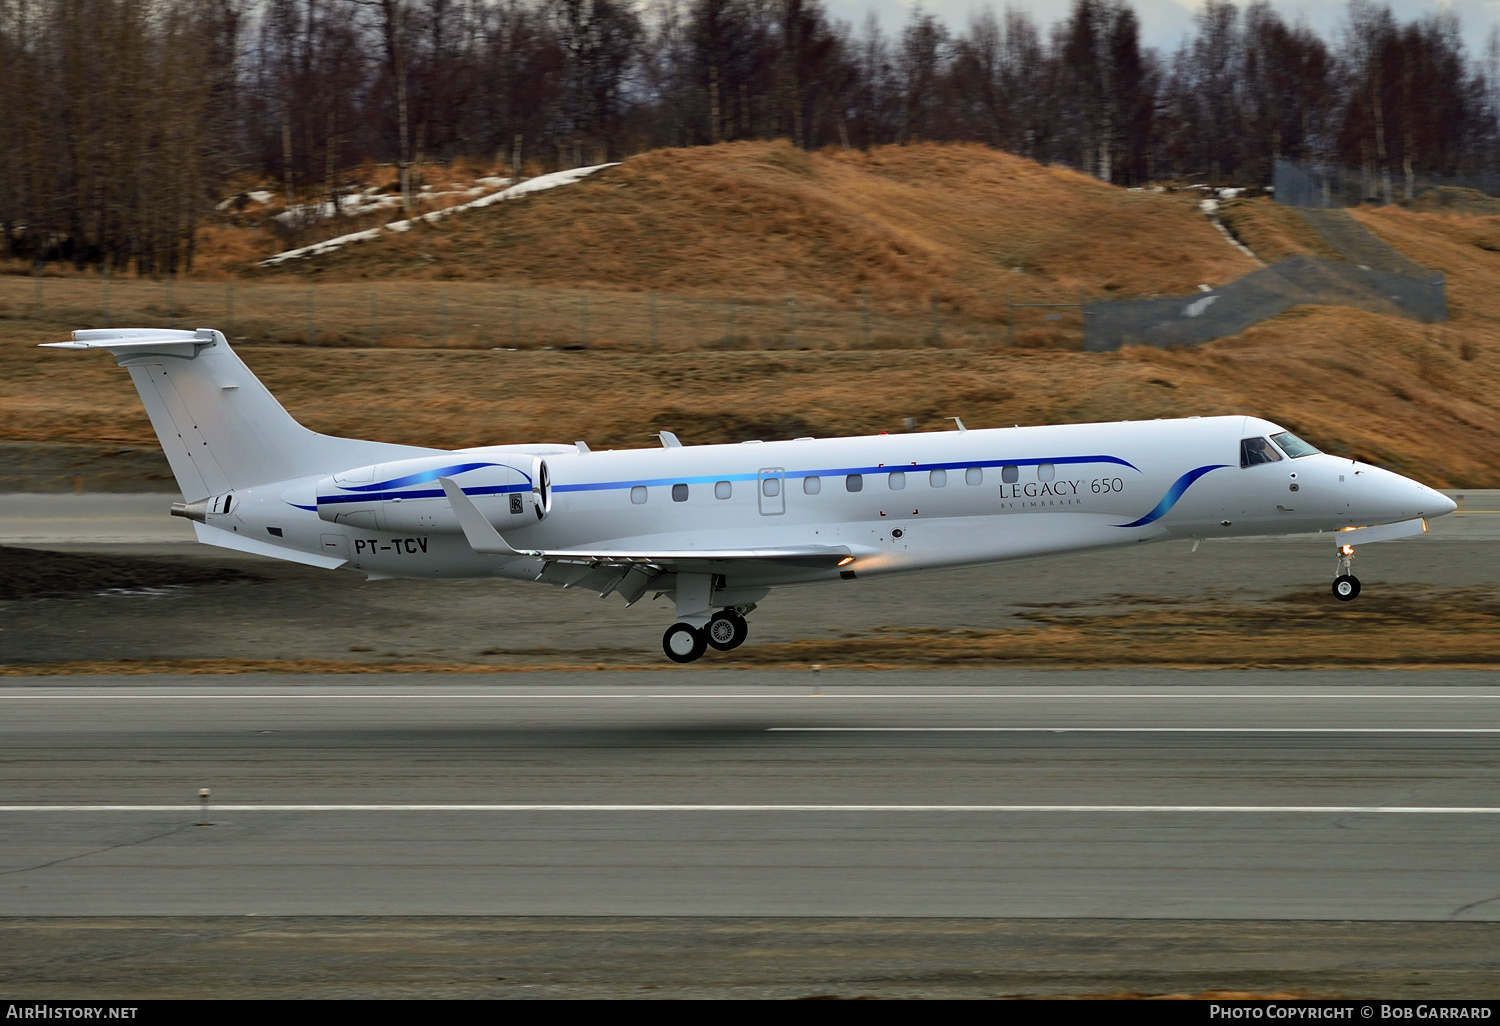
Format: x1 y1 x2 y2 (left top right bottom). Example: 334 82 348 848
437 476 853 587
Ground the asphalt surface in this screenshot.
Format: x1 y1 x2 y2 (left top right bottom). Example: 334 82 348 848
2 672 1499 920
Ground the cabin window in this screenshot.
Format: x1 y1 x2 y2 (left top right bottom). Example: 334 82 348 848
672 483 689 502
630 485 648 504
965 467 983 486
1240 437 1283 468
762 477 780 497
929 469 946 487
714 480 732 499
803 476 821 495
1038 463 1055 482
888 471 906 490
1002 465 1018 483
1271 431 1320 458
846 473 863 492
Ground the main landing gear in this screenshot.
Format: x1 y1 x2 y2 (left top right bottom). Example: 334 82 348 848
662 609 752 664
1332 544 1361 602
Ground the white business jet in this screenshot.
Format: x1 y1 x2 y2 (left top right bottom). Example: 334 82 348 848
46 328 1455 663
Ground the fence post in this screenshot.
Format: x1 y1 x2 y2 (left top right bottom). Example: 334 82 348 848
580 291 588 348
650 291 658 350
370 288 379 345
862 288 871 348
930 290 941 346
787 294 796 349
305 282 314 343
725 298 735 350
225 278 233 336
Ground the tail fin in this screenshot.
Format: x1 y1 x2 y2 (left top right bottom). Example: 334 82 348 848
43 328 435 498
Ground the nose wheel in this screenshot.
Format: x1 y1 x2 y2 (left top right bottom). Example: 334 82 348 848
1332 544 1360 601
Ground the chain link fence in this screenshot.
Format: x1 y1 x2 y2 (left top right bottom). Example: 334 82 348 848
1083 163 1447 351
1082 254 1444 351
2 275 1042 353
1274 158 1500 211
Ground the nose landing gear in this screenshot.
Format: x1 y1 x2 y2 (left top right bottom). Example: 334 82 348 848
1332 544 1361 601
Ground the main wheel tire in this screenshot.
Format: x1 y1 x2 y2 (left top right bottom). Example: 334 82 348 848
705 611 749 651
1332 574 1361 601
662 622 708 663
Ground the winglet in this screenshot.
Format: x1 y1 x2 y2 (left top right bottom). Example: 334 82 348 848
438 477 540 557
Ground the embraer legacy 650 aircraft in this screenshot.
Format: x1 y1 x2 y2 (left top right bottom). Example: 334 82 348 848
48 328 1456 663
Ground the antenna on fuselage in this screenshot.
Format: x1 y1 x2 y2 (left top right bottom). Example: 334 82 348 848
948 417 967 432
658 431 682 448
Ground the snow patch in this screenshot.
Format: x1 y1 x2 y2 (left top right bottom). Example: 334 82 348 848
260 166 614 267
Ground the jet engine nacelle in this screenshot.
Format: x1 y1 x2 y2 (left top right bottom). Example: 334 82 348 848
315 453 547 533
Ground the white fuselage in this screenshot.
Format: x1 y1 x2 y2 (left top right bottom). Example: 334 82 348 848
213 414 1451 590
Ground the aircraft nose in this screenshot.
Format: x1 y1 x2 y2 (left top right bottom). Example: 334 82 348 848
1389 474 1455 519
1352 464 1456 522
1426 487 1458 518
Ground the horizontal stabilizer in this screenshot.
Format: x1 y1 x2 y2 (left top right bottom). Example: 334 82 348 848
192 522 347 569
43 328 217 360
438 477 853 568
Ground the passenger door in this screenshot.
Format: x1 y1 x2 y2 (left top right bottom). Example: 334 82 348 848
758 468 785 516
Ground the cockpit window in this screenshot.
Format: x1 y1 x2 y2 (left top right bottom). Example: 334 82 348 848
1240 437 1284 467
1270 431 1320 458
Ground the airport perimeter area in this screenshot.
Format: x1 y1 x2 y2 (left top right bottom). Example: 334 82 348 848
2 496 1500 997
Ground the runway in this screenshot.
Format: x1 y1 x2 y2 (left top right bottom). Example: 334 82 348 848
4 670 1500 921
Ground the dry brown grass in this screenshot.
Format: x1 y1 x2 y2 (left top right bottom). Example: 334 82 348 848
6 300 1500 484
735 586 1500 667
7 586 1498 674
271 141 1256 315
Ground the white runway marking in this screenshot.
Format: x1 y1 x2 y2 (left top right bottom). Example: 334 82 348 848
3 804 1500 814
4 692 1500 702
771 727 1500 733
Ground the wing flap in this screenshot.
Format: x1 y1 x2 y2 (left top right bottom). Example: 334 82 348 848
438 476 853 569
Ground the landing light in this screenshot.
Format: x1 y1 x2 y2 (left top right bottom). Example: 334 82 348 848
1341 544 1354 556
837 556 855 566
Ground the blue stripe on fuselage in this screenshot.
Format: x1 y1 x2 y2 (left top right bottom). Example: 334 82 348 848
297 454 1141 508
336 461 531 493
1115 464 1229 528
552 454 1138 493
314 483 529 505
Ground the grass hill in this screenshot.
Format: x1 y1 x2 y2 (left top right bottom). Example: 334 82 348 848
277 140 1257 315
5 141 1500 486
